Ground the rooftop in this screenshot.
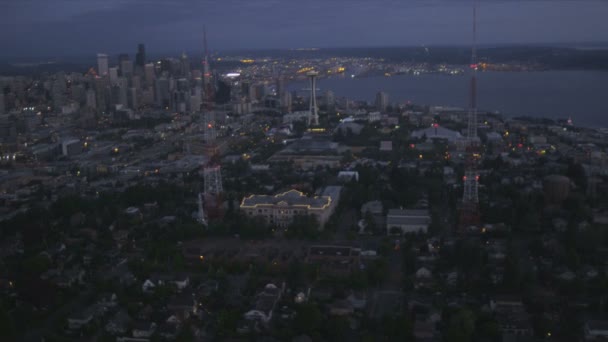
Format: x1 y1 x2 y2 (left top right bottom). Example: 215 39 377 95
240 189 331 209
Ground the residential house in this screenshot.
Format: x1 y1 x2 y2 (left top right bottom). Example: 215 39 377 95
132 321 157 338
243 283 284 324
491 296 533 339
307 245 361 275
98 293 118 309
67 304 101 330
142 273 190 293
158 321 181 340
347 291 367 311
361 200 383 216
337 171 359 182
166 293 195 321
414 321 437 341
105 310 131 335
329 299 354 316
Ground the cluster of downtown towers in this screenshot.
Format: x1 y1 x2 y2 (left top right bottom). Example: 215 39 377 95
92 44 210 115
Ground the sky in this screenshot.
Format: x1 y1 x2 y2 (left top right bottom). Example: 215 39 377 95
1 0 608 57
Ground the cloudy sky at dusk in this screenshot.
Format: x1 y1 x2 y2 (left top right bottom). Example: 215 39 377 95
1 0 608 57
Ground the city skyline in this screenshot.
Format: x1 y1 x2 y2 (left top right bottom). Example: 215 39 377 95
2 0 608 57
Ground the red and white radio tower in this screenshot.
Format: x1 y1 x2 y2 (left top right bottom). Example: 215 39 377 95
459 0 481 230
200 25 223 223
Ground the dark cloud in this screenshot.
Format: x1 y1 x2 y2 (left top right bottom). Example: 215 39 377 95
1 0 607 57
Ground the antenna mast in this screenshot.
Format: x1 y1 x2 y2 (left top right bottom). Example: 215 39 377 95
459 0 481 231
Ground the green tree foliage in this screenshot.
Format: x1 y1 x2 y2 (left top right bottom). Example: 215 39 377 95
293 303 323 335
21 254 51 276
0 300 16 340
446 309 476 342
287 259 305 288
286 215 320 239
367 259 388 286
475 315 501 341
322 315 350 340
380 315 414 341
216 309 240 337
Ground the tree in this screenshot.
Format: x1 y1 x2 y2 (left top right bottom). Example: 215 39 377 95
21 254 51 276
0 300 16 340
381 315 414 341
323 315 350 340
287 259 305 288
367 259 388 285
292 120 308 137
293 303 322 334
286 215 320 239
446 309 476 342
363 211 377 233
217 309 240 336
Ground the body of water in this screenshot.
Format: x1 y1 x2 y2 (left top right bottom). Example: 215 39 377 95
288 71 608 127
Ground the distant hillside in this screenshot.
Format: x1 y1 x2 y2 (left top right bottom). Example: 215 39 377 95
1 45 608 76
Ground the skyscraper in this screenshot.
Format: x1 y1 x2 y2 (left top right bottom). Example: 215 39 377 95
190 88 202 112
276 77 285 98
85 88 97 110
119 54 133 77
94 76 108 112
51 77 66 110
144 63 156 87
135 44 146 68
375 91 389 112
281 92 292 113
325 90 335 110
180 53 191 77
155 77 170 108
108 67 119 85
122 60 134 78
128 87 138 109
97 53 109 76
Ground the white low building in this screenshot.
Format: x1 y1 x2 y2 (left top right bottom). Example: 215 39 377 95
584 320 608 340
386 209 431 235
411 124 462 142
240 188 340 228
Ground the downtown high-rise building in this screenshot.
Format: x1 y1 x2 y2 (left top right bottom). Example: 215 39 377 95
119 54 133 77
144 63 156 87
97 53 109 76
0 93 5 114
121 60 133 78
180 53 190 77
281 92 292 113
128 87 138 109
51 76 67 110
375 91 389 112
85 88 97 110
155 77 171 108
190 87 202 112
94 77 108 113
108 67 119 85
325 90 335 109
276 77 285 98
135 44 146 68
